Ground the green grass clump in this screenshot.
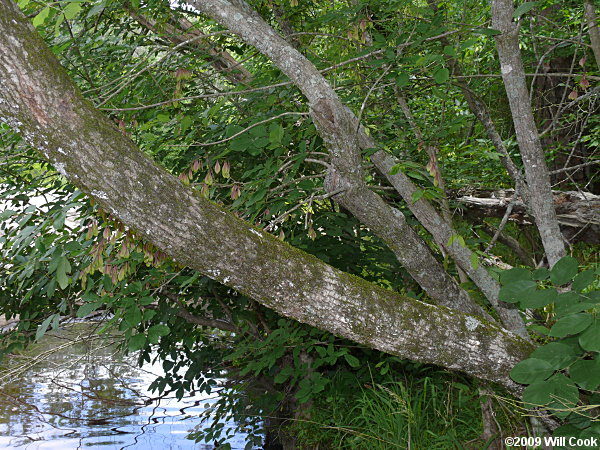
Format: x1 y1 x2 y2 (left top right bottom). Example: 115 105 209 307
289 373 488 449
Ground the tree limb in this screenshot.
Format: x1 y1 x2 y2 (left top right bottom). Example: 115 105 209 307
0 0 531 392
492 0 566 266
184 0 489 319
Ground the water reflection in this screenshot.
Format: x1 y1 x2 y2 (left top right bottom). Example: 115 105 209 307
0 324 251 449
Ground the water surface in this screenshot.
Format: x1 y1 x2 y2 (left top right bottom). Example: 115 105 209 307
0 324 251 449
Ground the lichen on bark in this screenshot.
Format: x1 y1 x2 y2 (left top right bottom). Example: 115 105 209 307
0 0 533 393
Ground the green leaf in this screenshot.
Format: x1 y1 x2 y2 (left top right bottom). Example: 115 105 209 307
522 373 578 408
554 291 587 316
411 189 425 203
513 2 537 19
510 358 554 384
56 256 71 290
64 241 81 252
343 353 360 368
447 234 465 247
143 310 156 321
269 124 284 145
558 302 595 318
443 45 457 57
532 267 550 280
139 296 154 306
148 324 170 344
128 333 146 351
572 270 596 292
87 2 106 18
32 6 51 27
396 73 410 87
550 256 579 286
520 288 557 309
179 115 193 134
81 291 100 303
498 280 536 303
500 267 532 284
274 366 292 384
579 319 600 351
470 253 479 270
530 342 578 370
45 279 56 298
583 290 600 304
549 313 592 337
433 67 449 84
528 324 550 336
569 359 600 391
124 307 142 327
60 255 71 273
522 381 554 406
0 210 17 220
548 373 579 408
36 315 56 341
148 324 171 336
63 2 82 20
76 301 103 318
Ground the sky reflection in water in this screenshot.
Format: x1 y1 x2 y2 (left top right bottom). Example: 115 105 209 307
0 324 251 449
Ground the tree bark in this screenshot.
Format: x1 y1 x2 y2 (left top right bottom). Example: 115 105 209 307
370 152 528 337
584 0 600 70
127 6 252 84
426 0 528 198
184 0 488 318
181 0 532 337
455 189 600 245
0 0 531 392
491 0 567 267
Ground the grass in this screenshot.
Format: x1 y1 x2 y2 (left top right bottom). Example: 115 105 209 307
289 373 489 449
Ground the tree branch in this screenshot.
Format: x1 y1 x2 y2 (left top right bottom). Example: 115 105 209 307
0 0 531 392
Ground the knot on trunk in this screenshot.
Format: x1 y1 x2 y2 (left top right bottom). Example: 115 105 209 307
310 97 336 132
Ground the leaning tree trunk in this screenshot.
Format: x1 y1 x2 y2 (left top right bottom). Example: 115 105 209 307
185 0 493 319
185 0 534 337
0 0 531 393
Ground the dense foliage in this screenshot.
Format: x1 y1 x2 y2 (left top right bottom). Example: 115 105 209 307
1 0 599 448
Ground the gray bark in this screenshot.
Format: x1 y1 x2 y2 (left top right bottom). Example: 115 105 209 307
456 189 600 245
584 0 600 70
425 0 528 197
371 152 528 337
185 0 487 317
127 7 252 84
0 0 531 392
491 0 567 267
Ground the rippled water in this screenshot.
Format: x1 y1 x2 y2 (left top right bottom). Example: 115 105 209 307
0 324 253 449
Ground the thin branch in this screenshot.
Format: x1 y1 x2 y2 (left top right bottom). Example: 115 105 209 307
549 159 600 175
484 198 517 254
356 64 392 132
265 188 344 231
96 31 229 107
101 80 295 111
